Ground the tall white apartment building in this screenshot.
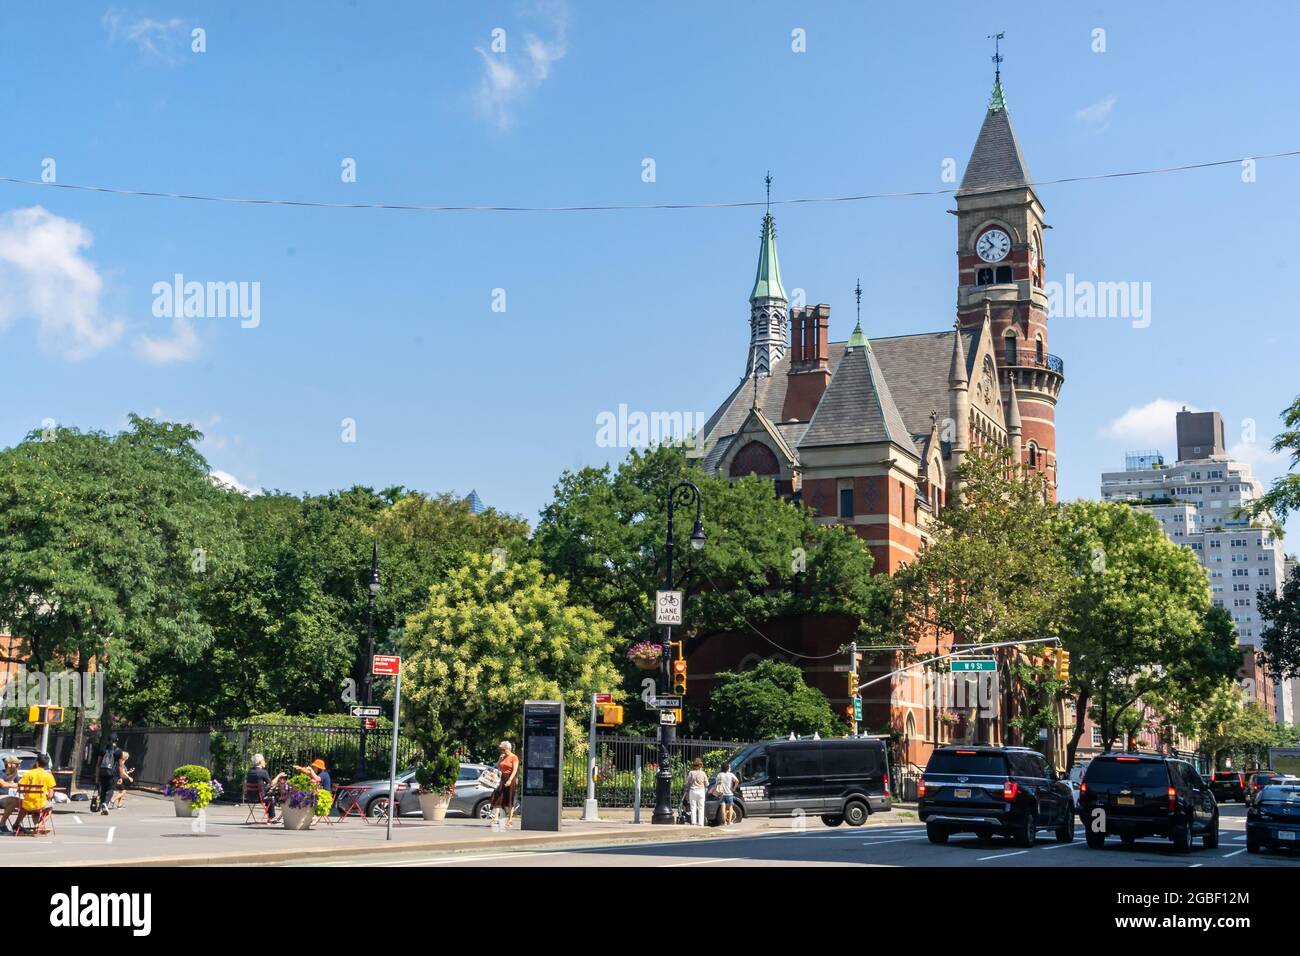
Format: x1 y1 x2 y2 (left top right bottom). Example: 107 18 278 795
1099 409 1295 724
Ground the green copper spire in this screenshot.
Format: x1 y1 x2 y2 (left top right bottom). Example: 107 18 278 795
988 78 1006 112
987 32 1007 112
749 175 786 302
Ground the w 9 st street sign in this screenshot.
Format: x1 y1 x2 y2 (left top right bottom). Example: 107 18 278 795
950 659 996 672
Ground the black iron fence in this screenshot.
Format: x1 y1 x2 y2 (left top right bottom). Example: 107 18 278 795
563 735 747 808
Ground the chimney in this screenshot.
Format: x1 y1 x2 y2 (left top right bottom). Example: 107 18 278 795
781 304 833 422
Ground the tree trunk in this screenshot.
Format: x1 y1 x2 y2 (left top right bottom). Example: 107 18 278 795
68 651 90 792
1064 688 1090 769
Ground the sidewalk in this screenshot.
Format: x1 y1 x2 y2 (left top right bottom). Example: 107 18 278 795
7 793 916 867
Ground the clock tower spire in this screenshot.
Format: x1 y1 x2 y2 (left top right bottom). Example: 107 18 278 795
954 48 1062 497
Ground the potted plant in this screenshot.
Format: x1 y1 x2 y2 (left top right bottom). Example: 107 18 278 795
164 764 223 817
281 773 331 830
415 751 461 821
627 641 663 671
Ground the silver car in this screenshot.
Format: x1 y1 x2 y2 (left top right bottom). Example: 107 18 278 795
338 763 513 820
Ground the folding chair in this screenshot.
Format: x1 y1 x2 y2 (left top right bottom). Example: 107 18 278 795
14 784 54 836
242 783 272 824
331 785 368 823
366 783 409 826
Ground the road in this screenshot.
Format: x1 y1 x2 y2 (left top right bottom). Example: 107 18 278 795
284 804 1296 867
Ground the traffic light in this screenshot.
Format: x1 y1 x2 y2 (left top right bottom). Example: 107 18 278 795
1055 648 1070 682
597 704 624 727
847 670 859 697
845 704 855 718
27 705 64 725
672 658 688 696
672 708 683 725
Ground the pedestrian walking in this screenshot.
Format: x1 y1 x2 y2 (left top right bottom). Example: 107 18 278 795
111 751 134 809
489 740 520 829
685 758 709 826
94 735 122 815
713 761 739 826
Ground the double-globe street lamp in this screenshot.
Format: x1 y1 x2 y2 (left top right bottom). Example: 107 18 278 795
358 541 380 776
652 480 705 824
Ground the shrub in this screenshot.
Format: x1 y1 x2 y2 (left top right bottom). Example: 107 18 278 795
415 752 460 795
164 765 223 809
285 773 319 810
172 764 211 784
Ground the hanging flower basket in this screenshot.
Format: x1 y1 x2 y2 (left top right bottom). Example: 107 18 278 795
627 641 664 671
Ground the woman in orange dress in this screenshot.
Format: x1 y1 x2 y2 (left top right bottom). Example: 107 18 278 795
490 740 520 828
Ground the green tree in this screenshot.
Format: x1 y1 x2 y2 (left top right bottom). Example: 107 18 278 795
532 445 892 717
1258 562 1300 681
1247 394 1300 524
893 448 1068 744
706 660 844 740
402 553 621 755
1057 501 1236 766
0 416 242 778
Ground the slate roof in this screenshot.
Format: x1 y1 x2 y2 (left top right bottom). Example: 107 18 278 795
957 104 1032 195
871 330 977 440
799 340 916 456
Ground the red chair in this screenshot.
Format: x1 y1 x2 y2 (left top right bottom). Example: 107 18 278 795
14 784 55 836
242 782 273 824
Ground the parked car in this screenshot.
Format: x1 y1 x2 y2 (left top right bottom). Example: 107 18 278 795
339 763 511 819
1066 762 1089 806
1210 771 1247 802
1246 771 1285 805
1079 753 1218 852
1246 783 1300 854
0 749 46 773
703 736 891 827
918 745 1074 846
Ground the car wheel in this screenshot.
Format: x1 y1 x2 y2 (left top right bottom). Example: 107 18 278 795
1055 813 1074 843
1120 833 1136 848
926 823 949 844
1085 830 1106 849
1172 826 1192 853
975 828 993 841
1011 814 1035 848
1247 840 1261 854
843 799 869 827
1203 821 1219 849
367 797 390 819
821 815 843 827
474 799 493 820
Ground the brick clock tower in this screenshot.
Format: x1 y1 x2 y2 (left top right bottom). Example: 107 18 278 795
954 77 1063 497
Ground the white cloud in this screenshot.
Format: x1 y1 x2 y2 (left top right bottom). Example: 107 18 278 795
0 206 123 360
473 4 568 130
135 316 200 364
1228 439 1285 473
1075 94 1117 127
1101 398 1198 447
210 469 258 496
102 8 188 64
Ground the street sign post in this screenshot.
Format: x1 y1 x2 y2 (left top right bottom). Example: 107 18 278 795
368 655 402 841
949 659 996 672
350 706 381 718
654 590 683 626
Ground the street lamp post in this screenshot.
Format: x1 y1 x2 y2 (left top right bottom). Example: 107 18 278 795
358 541 380 776
652 480 705 824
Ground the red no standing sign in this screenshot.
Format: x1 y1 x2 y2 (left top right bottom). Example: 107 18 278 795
372 655 401 676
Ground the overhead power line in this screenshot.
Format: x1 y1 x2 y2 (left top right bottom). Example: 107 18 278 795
0 149 1296 214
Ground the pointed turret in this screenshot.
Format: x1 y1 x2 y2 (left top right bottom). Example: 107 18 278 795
749 212 787 302
1007 372 1023 467
948 321 969 386
744 181 789 377
957 78 1033 196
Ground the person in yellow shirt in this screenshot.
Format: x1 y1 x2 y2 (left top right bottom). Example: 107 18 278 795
14 754 56 834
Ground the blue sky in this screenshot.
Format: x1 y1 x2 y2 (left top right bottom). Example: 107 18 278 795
1 2 1297 541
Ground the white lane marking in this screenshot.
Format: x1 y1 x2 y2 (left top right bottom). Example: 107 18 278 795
659 857 738 867
1189 863 1204 868
977 850 1028 861
1038 840 1085 849
72 815 82 825
106 827 115 844
860 838 927 847
1222 848 1248 858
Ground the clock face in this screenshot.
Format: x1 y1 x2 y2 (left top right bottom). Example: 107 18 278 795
976 229 1011 263
1029 235 1040 273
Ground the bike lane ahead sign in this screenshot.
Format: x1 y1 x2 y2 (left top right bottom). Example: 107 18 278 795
654 590 683 626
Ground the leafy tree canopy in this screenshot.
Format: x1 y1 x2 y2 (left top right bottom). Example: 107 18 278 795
705 659 844 741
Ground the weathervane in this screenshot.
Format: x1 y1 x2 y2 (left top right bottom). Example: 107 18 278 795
988 32 1005 84
765 172 773 215
854 278 863 324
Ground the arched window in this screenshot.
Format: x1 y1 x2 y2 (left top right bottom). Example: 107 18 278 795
995 265 1013 284
976 267 994 286
729 441 779 477
1028 443 1038 468
1035 334 1044 365
1004 333 1017 368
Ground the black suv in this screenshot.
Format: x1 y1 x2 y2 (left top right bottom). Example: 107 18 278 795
918 746 1074 846
1079 754 1218 852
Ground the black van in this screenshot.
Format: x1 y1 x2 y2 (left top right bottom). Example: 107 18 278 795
704 737 890 827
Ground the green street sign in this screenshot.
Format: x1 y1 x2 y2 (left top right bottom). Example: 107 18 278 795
852 697 862 721
950 659 996 672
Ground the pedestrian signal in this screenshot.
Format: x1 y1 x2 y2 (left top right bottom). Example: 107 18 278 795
28 705 64 725
597 704 624 727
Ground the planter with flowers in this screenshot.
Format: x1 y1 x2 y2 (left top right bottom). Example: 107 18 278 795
627 641 664 671
415 751 461 821
164 765 224 817
281 773 332 830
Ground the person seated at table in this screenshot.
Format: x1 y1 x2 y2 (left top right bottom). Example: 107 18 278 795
246 753 278 823
0 757 21 833
293 759 331 794
13 754 56 834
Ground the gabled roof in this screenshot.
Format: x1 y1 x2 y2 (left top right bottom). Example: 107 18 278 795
957 93 1033 196
798 338 917 457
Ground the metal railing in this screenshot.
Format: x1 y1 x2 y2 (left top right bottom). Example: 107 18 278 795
563 735 748 808
1004 349 1064 376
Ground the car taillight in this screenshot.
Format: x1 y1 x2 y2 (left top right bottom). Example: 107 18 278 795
1168 786 1177 812
883 773 890 796
1080 781 1087 793
917 779 927 798
1003 780 1018 801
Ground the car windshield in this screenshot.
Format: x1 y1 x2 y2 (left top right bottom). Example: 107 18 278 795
1257 786 1300 804
926 752 1007 776
1213 772 1239 781
1085 760 1168 786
